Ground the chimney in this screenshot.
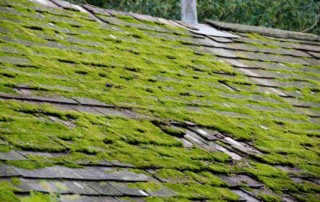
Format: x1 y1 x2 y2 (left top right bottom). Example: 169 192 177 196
181 0 198 25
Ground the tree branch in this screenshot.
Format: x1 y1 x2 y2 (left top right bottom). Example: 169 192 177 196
301 14 320 33
301 3 320 33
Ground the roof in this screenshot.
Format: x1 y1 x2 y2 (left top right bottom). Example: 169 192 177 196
0 0 319 201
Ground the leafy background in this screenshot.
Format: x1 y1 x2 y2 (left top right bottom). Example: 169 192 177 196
65 0 320 35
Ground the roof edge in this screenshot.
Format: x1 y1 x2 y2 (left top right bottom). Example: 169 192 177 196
206 20 320 42
33 0 320 42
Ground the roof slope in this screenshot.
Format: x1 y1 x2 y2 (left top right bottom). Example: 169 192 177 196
0 0 319 201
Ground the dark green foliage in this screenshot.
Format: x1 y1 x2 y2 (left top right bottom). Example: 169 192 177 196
65 0 320 35
197 0 320 35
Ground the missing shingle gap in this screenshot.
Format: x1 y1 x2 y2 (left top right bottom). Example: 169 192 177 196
217 80 238 92
57 59 77 64
23 25 44 31
152 120 265 161
81 61 110 68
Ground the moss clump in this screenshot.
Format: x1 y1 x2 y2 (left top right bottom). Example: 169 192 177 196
160 125 186 138
5 160 54 170
258 176 298 193
208 163 233 174
246 33 276 42
155 169 193 183
185 171 227 186
4 134 67 152
0 181 19 202
20 192 57 202
293 193 320 202
165 183 239 200
128 181 162 192
236 162 287 178
0 145 11 152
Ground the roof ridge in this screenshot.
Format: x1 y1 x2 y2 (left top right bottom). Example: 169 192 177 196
33 0 320 42
206 20 320 42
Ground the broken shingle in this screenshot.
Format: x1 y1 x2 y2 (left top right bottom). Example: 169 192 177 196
208 142 242 161
86 181 122 196
188 127 220 141
219 175 264 188
233 189 260 202
109 182 149 197
222 137 262 155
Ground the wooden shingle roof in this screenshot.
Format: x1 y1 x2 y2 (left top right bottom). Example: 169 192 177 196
0 0 319 201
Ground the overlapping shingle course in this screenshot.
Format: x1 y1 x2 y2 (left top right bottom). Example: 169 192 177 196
0 0 319 201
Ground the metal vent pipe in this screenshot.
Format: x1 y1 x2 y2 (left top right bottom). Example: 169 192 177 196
181 0 198 25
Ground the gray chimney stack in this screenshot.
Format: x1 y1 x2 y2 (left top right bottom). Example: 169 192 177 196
181 0 198 25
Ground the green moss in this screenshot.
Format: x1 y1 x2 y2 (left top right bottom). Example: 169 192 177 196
246 33 276 42
237 162 287 178
160 125 186 138
293 193 320 202
0 0 319 199
185 171 227 186
155 169 193 183
284 63 304 69
299 165 320 177
20 192 57 202
10 178 21 186
115 15 141 23
5 160 54 170
0 181 19 202
165 183 239 200
128 181 162 192
0 145 11 152
207 163 233 174
4 134 67 152
247 42 280 49
258 176 298 193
